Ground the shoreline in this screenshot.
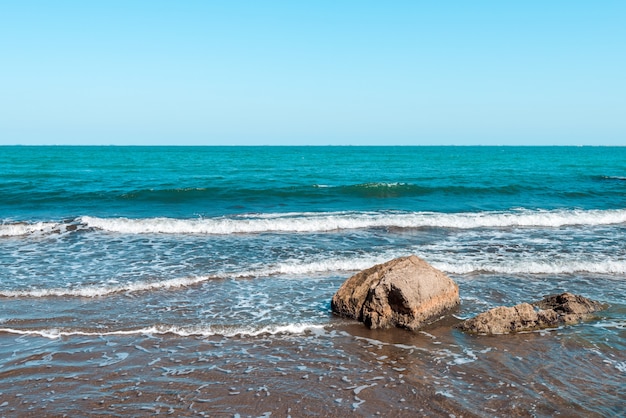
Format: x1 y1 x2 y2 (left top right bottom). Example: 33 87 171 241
1 312 623 417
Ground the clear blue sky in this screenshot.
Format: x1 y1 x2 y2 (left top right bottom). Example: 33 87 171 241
1 1 625 145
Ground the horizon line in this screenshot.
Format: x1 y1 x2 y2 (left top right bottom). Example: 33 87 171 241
1 144 623 148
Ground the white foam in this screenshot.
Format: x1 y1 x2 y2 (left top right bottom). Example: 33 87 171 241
0 275 218 298
246 253 399 278
593 320 626 330
78 208 626 235
353 383 377 395
434 259 626 275
0 222 62 237
0 254 377 298
0 252 400 298
98 352 129 367
2 249 624 300
0 327 157 339
448 348 478 365
435 390 455 398
6 208 626 238
0 323 327 339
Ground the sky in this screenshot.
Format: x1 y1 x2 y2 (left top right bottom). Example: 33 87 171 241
1 1 625 146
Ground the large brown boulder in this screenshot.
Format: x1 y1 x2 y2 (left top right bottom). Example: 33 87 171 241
331 255 460 330
458 292 606 335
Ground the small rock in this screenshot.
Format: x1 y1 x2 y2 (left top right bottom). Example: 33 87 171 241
458 293 606 335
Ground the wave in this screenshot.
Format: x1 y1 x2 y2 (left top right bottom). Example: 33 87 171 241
438 259 626 275
0 253 395 299
47 181 529 202
0 221 66 237
80 208 626 235
594 175 626 182
241 253 399 278
0 275 220 298
119 187 218 202
265 256 626 277
5 208 626 238
329 182 430 198
331 182 526 197
0 323 327 339
3 253 624 300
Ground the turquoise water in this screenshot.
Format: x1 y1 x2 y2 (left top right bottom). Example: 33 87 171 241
1 146 625 416
2 146 626 220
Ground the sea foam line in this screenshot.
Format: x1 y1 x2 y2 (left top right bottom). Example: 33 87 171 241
2 254 624 300
437 259 626 275
0 275 220 298
0 255 392 299
246 256 626 277
0 221 63 237
0 323 327 339
5 209 626 237
79 208 626 235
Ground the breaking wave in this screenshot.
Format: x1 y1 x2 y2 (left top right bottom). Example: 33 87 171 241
75 209 626 234
2 255 624 300
0 275 220 298
0 221 67 237
438 259 626 275
5 208 626 238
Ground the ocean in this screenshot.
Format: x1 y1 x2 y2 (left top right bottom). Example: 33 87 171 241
1 146 624 417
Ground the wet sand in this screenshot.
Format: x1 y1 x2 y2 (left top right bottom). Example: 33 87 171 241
1 310 624 417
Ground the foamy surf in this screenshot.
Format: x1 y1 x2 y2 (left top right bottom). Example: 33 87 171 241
0 255 390 298
3 254 624 300
0 221 64 237
79 208 626 235
4 209 626 238
0 323 327 339
435 259 626 275
0 275 220 298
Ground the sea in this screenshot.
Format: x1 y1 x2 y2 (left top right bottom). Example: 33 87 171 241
0 146 624 417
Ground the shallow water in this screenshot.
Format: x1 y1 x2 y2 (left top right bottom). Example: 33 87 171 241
1 272 624 417
1 309 624 417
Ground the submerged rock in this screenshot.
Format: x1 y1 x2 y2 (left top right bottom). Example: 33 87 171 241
458 292 606 335
331 255 460 330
